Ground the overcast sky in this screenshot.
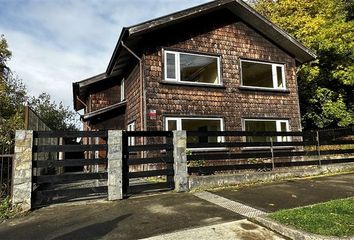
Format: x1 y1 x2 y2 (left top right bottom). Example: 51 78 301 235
0 0 210 110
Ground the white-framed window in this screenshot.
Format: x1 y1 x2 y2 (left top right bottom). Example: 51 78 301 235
243 119 289 142
127 121 135 146
240 59 286 90
165 117 224 145
120 79 125 101
164 50 221 85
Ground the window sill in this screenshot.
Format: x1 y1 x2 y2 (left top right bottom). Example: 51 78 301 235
241 146 296 151
238 86 290 93
160 80 226 89
188 147 228 152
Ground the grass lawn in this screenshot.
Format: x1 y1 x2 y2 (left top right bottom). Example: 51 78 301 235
270 197 354 237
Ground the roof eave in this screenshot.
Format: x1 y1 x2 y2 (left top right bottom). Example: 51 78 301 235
106 28 129 75
82 101 127 122
72 82 82 111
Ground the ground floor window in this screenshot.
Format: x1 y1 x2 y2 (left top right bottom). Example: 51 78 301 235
165 117 224 144
127 121 135 146
243 119 289 142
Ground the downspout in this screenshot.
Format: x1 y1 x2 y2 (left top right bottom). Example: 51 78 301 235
121 41 146 132
76 96 88 110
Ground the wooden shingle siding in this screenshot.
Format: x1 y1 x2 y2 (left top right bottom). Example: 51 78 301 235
143 11 301 132
90 85 120 112
125 64 141 131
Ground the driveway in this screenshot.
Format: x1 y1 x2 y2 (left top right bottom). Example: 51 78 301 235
0 193 242 240
0 172 353 240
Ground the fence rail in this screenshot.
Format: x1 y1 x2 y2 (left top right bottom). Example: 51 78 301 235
186 127 354 175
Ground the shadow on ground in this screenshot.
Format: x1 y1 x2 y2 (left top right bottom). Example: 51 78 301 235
52 214 131 240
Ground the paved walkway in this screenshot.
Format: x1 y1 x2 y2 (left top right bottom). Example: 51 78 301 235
212 172 354 212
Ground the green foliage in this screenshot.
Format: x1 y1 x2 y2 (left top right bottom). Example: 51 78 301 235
28 93 78 131
0 197 12 220
0 35 78 146
270 197 354 237
0 36 26 145
254 0 354 129
0 35 11 84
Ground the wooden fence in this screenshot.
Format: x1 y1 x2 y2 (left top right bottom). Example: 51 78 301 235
122 131 175 194
186 127 354 174
32 130 108 206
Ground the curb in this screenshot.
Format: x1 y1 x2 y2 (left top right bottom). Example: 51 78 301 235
251 214 354 240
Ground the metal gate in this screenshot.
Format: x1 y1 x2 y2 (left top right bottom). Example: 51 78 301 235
122 131 175 195
0 144 13 198
32 131 108 207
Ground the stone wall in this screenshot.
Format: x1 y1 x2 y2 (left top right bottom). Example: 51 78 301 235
189 162 354 191
12 130 33 211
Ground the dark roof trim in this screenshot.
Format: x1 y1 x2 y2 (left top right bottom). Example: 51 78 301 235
128 0 231 36
82 101 127 122
106 28 129 74
76 73 108 88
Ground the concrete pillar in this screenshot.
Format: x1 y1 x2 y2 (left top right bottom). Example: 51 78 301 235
107 130 123 200
12 130 33 211
173 130 189 192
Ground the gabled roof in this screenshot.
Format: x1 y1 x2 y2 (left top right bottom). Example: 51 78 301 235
106 0 316 75
73 0 316 110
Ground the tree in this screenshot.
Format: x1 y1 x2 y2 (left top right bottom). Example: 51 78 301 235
0 36 26 145
0 35 78 146
254 0 354 129
0 35 11 84
28 93 78 131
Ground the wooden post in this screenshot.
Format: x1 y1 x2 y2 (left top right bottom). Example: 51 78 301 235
316 131 321 166
270 137 275 171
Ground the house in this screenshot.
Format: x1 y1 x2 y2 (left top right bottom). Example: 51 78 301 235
72 0 316 144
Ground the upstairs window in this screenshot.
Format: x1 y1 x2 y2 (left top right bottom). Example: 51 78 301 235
120 79 125 101
243 119 289 142
164 50 221 85
241 60 286 89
